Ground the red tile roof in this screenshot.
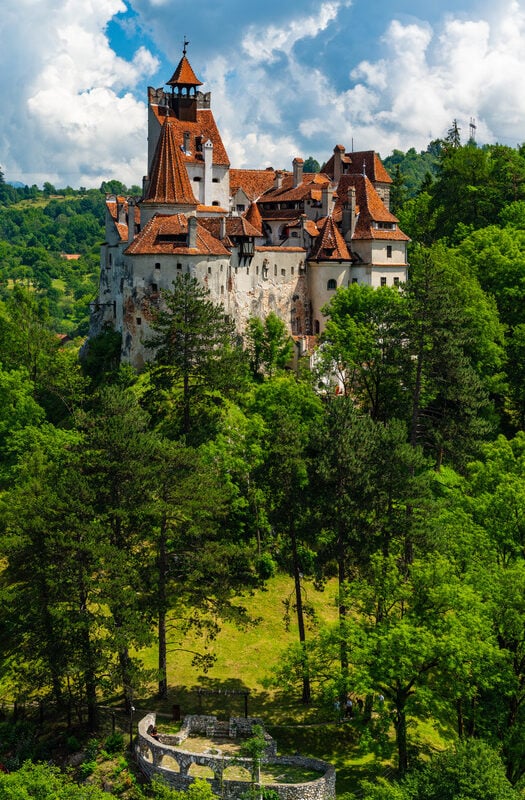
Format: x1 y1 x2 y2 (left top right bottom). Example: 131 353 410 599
323 149 392 184
143 119 198 206
335 175 409 241
167 55 203 87
310 216 352 261
244 201 263 234
124 213 230 256
260 172 331 203
199 216 262 239
229 168 278 200
150 106 230 167
106 196 140 241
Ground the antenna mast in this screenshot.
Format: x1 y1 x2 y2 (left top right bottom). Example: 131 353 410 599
469 117 477 142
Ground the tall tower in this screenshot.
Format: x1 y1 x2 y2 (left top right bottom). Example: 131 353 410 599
166 41 203 122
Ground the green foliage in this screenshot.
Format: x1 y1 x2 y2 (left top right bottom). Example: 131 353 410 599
145 273 244 440
303 157 320 173
246 312 293 379
362 740 519 799
0 761 110 798
104 732 125 755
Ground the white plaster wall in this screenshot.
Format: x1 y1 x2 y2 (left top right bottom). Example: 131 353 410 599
308 262 352 334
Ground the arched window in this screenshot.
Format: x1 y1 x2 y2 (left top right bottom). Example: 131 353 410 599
327 278 337 290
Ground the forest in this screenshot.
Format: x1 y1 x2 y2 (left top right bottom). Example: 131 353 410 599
1 125 525 799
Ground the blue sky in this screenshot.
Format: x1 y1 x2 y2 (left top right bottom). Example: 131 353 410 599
1 0 524 188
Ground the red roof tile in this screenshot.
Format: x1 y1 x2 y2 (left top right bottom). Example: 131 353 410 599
310 216 352 261
125 213 230 256
244 201 263 234
167 55 203 87
150 106 230 167
229 168 278 200
144 119 198 206
334 175 409 241
322 149 392 184
260 172 331 203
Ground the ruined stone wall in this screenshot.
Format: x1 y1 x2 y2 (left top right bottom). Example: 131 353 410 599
136 714 335 800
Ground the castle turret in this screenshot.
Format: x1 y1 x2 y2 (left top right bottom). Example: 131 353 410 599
166 42 203 122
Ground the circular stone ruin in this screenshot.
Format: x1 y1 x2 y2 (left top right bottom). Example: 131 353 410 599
136 713 336 800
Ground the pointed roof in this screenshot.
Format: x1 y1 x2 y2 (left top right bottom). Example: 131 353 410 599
334 175 409 241
143 118 198 206
167 54 203 88
244 201 263 234
310 216 351 261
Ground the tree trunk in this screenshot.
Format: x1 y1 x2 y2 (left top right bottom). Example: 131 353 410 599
394 689 409 776
157 514 168 699
290 520 311 704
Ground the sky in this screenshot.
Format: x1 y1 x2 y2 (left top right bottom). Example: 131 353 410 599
1 0 525 188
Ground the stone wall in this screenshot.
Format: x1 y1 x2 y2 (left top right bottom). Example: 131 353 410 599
136 714 335 800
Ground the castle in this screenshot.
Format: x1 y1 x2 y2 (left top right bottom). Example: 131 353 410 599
90 47 409 369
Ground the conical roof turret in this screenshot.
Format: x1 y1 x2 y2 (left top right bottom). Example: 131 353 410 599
143 118 198 207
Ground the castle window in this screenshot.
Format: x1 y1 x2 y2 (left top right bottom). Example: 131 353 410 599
327 279 337 290
208 266 212 274
151 283 158 293
281 269 286 277
212 201 220 206
177 263 182 270
155 262 161 270
274 265 277 276
352 277 358 284
314 320 320 335
291 231 299 238
394 276 400 286
193 176 202 182
221 285 224 294
236 204 246 212
291 266 294 276
212 178 219 183
136 317 142 325
387 245 392 258
256 265 259 275
108 253 112 267
380 277 387 286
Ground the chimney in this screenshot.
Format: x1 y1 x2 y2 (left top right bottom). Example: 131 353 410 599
321 184 330 217
117 200 127 225
274 170 283 189
293 157 304 188
188 215 198 249
342 185 356 239
333 144 345 182
220 216 226 240
128 199 136 244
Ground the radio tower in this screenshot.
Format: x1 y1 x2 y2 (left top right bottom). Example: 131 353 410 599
469 117 477 143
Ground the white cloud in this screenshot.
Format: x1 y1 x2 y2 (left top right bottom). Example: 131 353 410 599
205 0 525 173
242 0 352 63
2 0 525 188
0 0 158 187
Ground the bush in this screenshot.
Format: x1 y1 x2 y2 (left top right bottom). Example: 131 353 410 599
104 732 124 754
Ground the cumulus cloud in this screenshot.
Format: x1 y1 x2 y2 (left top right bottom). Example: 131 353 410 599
2 0 525 187
0 0 158 187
